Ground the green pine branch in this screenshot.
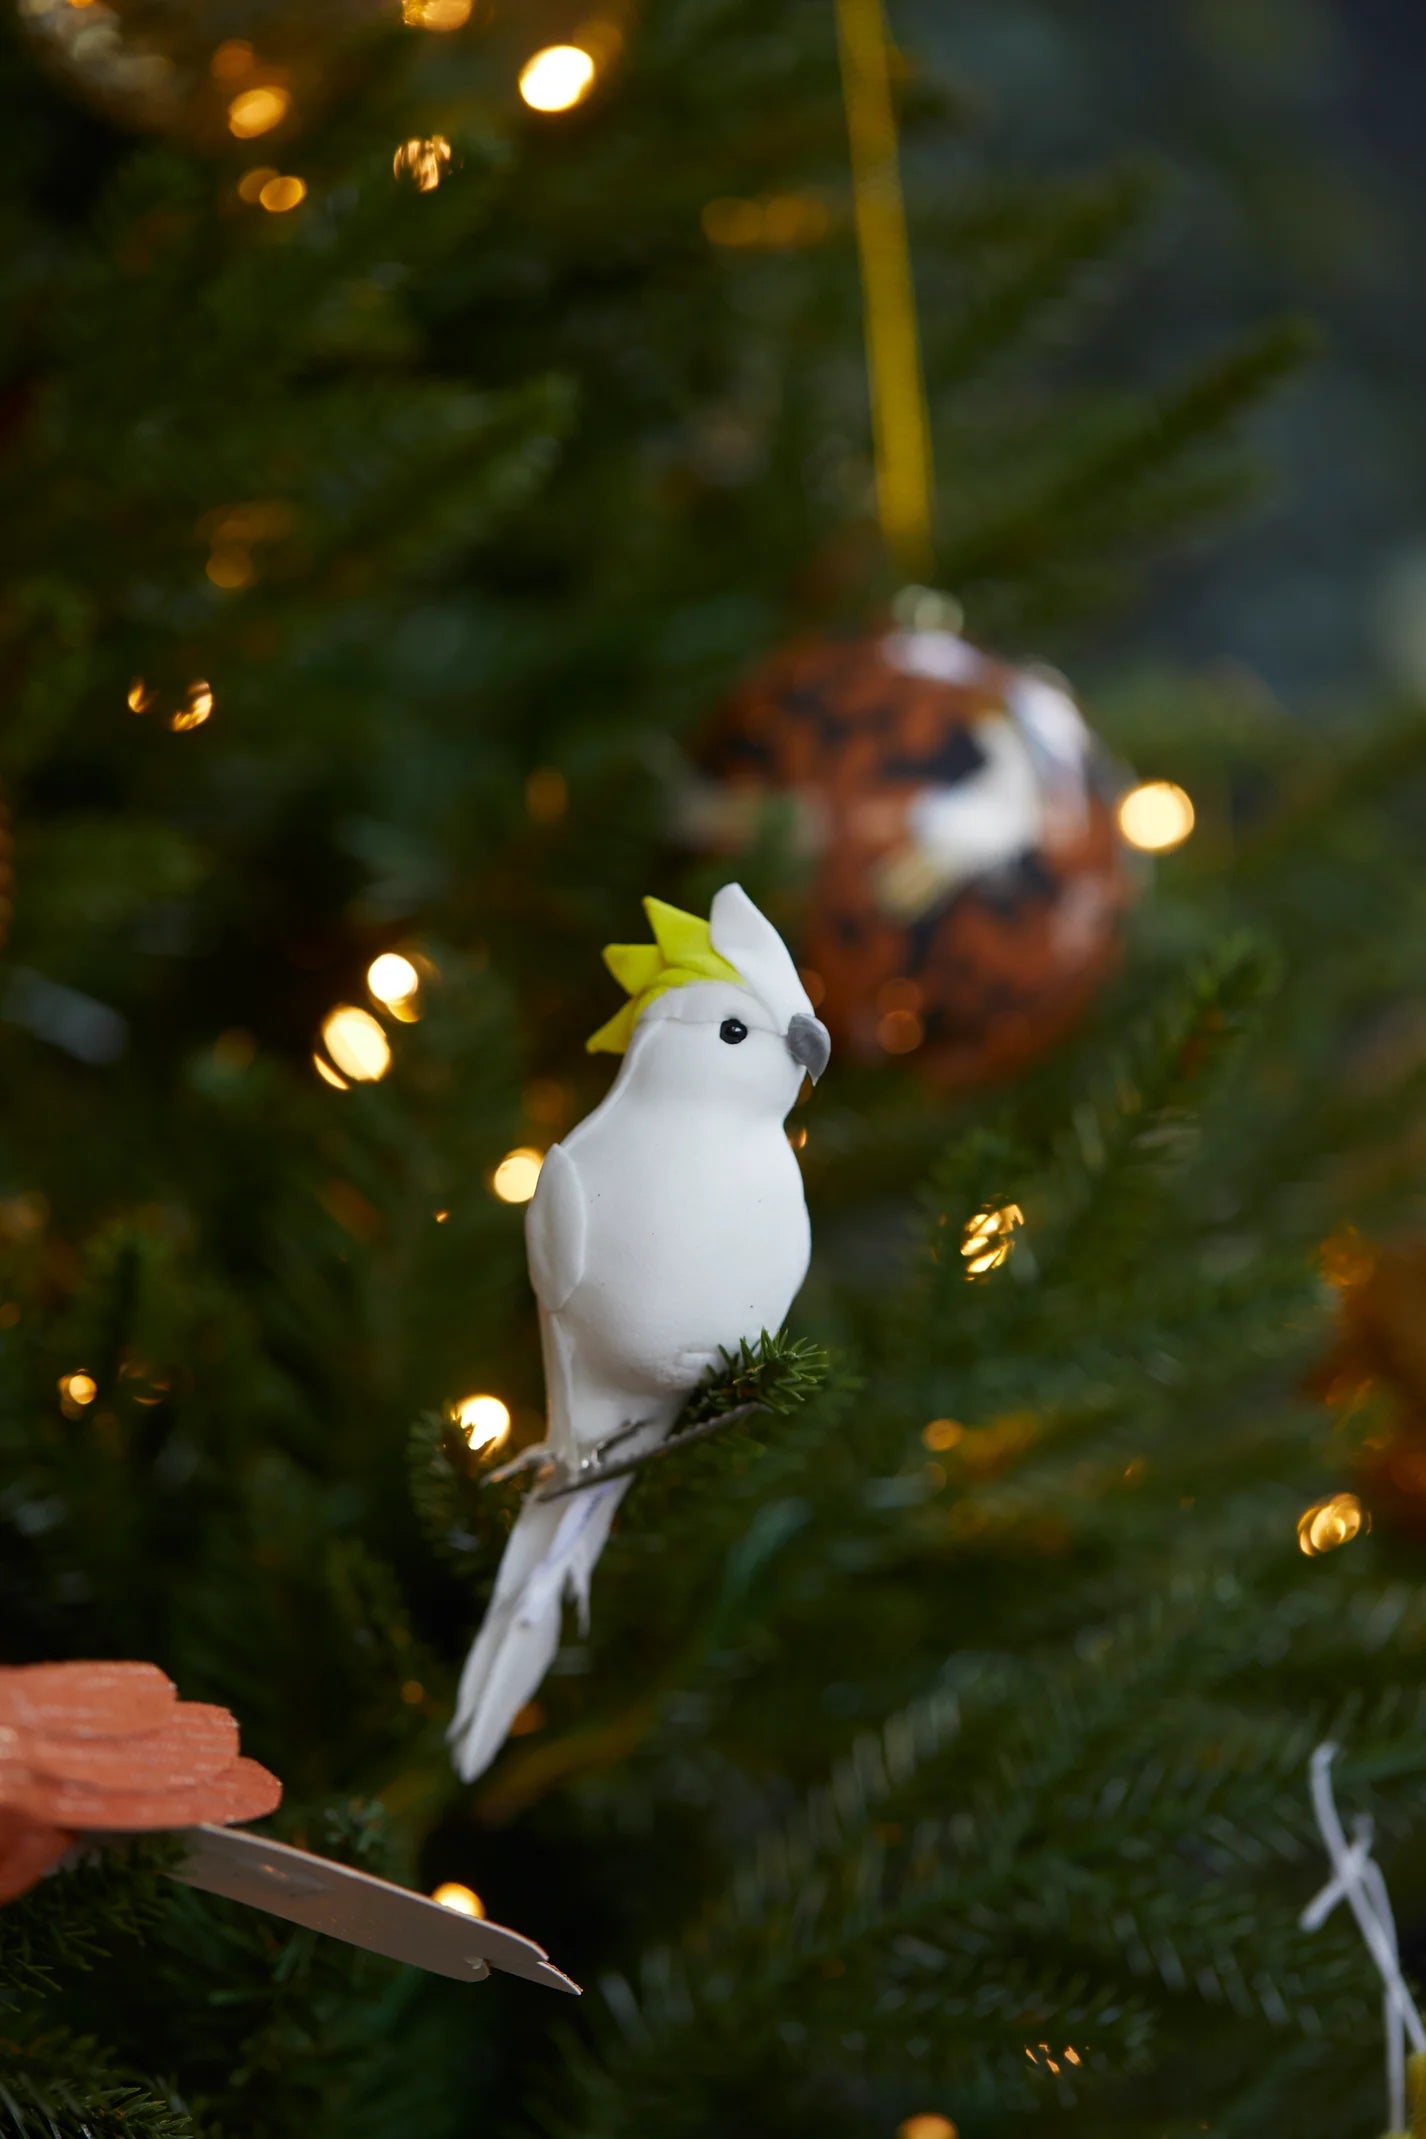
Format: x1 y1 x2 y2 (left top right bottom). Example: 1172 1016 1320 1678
0 1840 180 2010
0 2030 191 2139
929 162 1162 391
942 320 1316 595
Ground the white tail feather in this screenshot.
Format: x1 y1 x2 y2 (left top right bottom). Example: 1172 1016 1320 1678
447 1478 628 1784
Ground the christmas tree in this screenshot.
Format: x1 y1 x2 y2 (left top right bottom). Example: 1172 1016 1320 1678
2 3 1423 2135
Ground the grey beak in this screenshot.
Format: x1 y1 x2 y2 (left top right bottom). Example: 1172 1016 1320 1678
786 1013 831 1084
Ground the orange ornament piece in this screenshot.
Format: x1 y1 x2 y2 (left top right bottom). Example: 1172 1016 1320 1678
697 623 1131 1087
0 1660 281 1902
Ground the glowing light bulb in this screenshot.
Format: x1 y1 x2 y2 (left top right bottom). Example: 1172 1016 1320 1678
258 174 306 213
59 1371 97 1407
170 681 213 732
321 1006 391 1083
432 1881 486 1917
403 0 472 27
518 44 596 112
393 135 452 191
922 1418 963 1452
898 2119 958 2139
960 1204 1023 1279
491 1147 544 1204
1297 1491 1368 1557
367 952 420 1010
227 85 290 138
206 546 253 588
1118 780 1195 854
455 1394 511 1453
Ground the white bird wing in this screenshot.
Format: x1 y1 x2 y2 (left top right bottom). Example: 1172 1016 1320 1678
524 1140 587 1467
525 1140 586 1313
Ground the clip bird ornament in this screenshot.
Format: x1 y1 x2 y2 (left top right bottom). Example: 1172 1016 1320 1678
448 884 829 1782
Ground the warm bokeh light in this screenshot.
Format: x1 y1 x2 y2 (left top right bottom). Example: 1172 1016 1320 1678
170 681 214 732
523 1078 567 1128
367 952 420 1012
127 678 154 713
313 1052 349 1090
432 1880 486 1917
393 135 452 192
206 546 253 588
877 1008 924 1055
321 1006 391 1083
923 1418 964 1452
702 193 832 249
259 174 306 214
237 166 277 203
1297 1491 1368 1557
877 977 924 1054
227 85 290 138
525 766 567 823
211 39 255 81
702 196 763 248
455 1393 512 1453
492 1147 544 1203
1117 780 1195 854
403 0 472 27
59 1371 97 1407
1024 2043 1081 2074
518 44 596 112
961 1204 1023 1278
897 2118 958 2139
788 1124 808 1151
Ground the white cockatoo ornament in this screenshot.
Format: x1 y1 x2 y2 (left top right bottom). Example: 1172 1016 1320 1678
448 884 829 1783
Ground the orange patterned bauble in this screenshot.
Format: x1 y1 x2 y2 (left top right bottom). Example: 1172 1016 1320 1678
694 619 1133 1086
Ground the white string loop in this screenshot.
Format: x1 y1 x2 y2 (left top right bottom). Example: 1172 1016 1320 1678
1302 1742 1425 2134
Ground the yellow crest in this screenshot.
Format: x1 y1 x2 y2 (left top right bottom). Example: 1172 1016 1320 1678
586 896 743 1055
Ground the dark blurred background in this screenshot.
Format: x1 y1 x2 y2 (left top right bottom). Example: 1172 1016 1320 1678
911 0 1426 704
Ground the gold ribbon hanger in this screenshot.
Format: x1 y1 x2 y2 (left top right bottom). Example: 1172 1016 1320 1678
834 0 936 581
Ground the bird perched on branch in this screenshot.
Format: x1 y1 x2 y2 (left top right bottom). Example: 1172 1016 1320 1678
448 883 829 1782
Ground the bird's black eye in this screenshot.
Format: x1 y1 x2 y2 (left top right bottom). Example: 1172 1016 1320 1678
719 1017 749 1045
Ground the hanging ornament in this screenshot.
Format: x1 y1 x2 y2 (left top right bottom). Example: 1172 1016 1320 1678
693 601 1129 1084
0 1660 577 1990
686 0 1131 1086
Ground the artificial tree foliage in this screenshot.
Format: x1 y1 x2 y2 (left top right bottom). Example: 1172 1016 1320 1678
0 3 1421 2136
